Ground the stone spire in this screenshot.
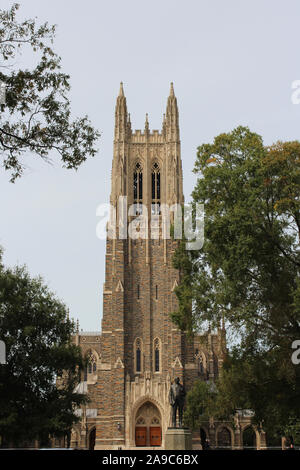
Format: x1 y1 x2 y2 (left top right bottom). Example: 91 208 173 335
127 112 132 137
169 81 175 97
162 113 166 137
114 82 128 141
165 82 180 142
119 81 124 97
144 113 149 135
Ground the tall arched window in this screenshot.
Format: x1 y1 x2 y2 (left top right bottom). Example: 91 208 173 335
194 349 207 379
154 338 161 372
85 350 98 382
133 162 143 215
151 161 160 214
135 338 143 373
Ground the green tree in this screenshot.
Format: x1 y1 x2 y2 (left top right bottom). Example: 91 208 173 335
184 380 216 431
0 3 99 181
0 249 87 447
173 126 300 441
212 348 300 445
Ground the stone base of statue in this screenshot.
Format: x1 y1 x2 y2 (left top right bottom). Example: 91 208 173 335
164 427 192 450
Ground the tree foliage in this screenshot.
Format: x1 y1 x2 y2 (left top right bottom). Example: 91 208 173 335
0 249 87 446
0 3 100 181
214 350 300 445
183 380 216 431
173 126 300 440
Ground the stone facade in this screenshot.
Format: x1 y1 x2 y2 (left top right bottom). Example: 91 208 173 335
68 84 267 450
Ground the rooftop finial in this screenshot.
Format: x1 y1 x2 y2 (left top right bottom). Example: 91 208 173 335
145 113 149 133
119 82 124 97
162 113 166 134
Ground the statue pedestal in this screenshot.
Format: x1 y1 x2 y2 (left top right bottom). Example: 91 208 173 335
165 427 192 450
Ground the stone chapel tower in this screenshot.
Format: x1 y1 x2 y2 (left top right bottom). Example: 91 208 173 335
95 82 189 449
69 84 226 450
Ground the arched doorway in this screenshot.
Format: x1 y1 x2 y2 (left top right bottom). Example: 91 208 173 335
243 426 256 450
135 401 162 447
89 427 96 450
216 426 232 449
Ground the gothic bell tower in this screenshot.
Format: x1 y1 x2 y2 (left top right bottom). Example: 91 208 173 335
95 83 189 449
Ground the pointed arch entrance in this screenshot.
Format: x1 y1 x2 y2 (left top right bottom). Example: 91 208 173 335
135 401 162 447
216 426 232 449
200 427 208 449
242 426 257 449
88 427 96 450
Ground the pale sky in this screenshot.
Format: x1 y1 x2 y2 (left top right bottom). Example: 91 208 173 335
1 0 300 331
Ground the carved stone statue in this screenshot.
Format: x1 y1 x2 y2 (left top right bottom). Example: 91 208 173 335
169 377 186 428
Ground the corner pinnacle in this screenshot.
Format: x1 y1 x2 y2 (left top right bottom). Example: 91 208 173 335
170 82 175 96
119 82 124 97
